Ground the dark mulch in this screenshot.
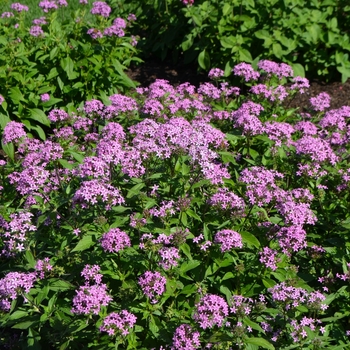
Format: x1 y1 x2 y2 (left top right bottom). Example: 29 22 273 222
127 57 350 111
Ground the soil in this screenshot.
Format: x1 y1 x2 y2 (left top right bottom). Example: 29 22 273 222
127 57 350 111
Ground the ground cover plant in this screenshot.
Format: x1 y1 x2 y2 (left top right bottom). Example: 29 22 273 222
130 0 350 82
0 0 140 136
1 59 350 349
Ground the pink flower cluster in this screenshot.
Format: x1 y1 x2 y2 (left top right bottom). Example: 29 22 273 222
208 188 245 215
30 25 45 37
250 84 288 102
72 179 125 210
71 265 112 315
100 310 137 336
91 1 111 17
230 294 254 317
0 212 36 257
2 121 26 144
240 166 284 206
139 232 182 269
193 294 229 329
257 60 294 79
310 92 331 111
35 257 53 279
100 228 131 253
268 282 328 311
259 247 279 271
39 0 67 13
208 68 224 79
233 62 260 82
138 271 167 304
11 3 29 12
130 116 229 184
171 324 201 350
104 18 127 37
232 101 265 136
214 229 243 252
0 272 37 311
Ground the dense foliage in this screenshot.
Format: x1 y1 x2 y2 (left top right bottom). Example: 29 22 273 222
129 0 350 82
1 60 350 349
0 0 140 135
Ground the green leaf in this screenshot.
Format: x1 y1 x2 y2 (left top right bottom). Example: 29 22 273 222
249 148 259 160
337 65 350 83
179 260 201 273
198 49 210 70
239 48 253 62
35 285 49 304
1 140 15 161
307 23 321 43
181 212 188 226
57 76 64 92
220 285 232 301
12 321 37 329
255 29 270 40
111 205 129 213
25 250 36 269
243 317 264 333
112 58 137 88
192 14 202 26
272 43 283 58
179 283 197 295
221 272 235 281
71 235 94 252
245 338 274 349
68 151 84 163
48 279 74 292
41 97 63 108
27 327 41 348
50 47 59 60
291 63 305 77
47 67 59 80
126 183 145 199
9 311 28 320
60 56 79 80
72 82 84 89
31 125 46 141
223 3 232 15
149 315 159 337
180 243 193 260
0 113 10 129
182 35 194 51
262 278 276 288
240 231 260 248
186 209 202 221
29 109 50 127
220 36 236 48
9 87 26 104
58 159 75 170
70 320 89 334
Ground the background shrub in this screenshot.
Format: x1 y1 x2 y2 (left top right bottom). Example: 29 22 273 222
127 0 350 82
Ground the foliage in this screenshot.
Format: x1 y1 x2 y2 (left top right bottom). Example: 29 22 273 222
1 61 350 349
130 0 350 82
0 0 141 136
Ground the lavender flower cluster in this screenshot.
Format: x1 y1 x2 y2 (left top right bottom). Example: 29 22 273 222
71 265 112 315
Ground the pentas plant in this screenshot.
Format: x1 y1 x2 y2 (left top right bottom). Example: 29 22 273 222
0 1 140 135
1 60 350 349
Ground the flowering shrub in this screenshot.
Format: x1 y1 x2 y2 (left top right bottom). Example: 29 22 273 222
1 60 350 349
0 0 140 134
